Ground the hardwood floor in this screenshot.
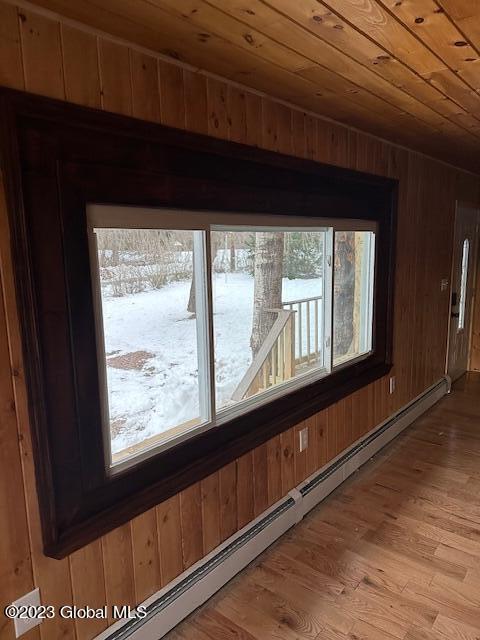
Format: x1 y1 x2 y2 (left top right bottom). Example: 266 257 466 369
167 373 480 640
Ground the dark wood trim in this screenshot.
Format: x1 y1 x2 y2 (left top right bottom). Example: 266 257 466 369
0 87 397 558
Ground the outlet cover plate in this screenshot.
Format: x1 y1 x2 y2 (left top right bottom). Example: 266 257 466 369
389 376 396 394
299 427 309 452
11 588 42 637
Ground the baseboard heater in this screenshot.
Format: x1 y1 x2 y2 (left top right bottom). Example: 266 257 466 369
96 376 449 640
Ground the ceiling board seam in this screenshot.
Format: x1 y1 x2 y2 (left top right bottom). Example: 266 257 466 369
315 0 480 124
194 0 456 135
147 0 423 125
373 0 480 113
254 0 480 138
435 0 480 59
2 0 479 176
193 0 480 142
140 0 454 143
33 0 421 135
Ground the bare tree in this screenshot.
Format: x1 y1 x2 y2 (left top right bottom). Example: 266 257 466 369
250 232 284 357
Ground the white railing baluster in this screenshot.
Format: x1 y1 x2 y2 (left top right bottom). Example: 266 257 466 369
262 359 268 390
306 300 311 364
282 295 322 367
271 347 277 385
298 303 303 362
279 329 284 382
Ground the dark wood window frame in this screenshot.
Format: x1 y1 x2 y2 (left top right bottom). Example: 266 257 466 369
0 88 397 558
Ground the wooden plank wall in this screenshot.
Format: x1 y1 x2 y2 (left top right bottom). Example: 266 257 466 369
0 3 478 639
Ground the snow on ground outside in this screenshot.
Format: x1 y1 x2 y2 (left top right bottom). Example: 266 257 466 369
102 272 322 453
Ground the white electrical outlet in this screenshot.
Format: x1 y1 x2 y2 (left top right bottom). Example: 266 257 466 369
389 376 396 394
299 427 309 452
9 588 43 637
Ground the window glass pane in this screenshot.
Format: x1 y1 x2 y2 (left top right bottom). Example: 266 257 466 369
333 231 375 366
211 229 326 411
458 238 469 330
92 228 209 465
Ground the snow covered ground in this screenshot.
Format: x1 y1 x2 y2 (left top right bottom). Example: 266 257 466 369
101 272 323 454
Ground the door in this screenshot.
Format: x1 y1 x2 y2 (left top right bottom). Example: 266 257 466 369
447 203 479 381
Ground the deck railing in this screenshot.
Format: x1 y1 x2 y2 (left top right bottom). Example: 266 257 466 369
232 294 323 401
231 309 296 401
282 295 323 366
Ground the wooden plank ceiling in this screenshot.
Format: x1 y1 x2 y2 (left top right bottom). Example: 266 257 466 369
25 0 480 173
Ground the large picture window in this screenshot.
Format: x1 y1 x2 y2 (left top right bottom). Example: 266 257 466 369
2 88 395 556
89 208 377 471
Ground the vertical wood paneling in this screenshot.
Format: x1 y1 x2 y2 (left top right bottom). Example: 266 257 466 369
304 414 318 478
344 395 353 450
280 428 295 494
236 452 254 528
219 462 237 541
356 387 369 439
207 77 228 138
266 436 282 505
0 174 68 640
316 409 328 469
156 496 182 585
336 398 346 454
305 114 317 161
70 541 107 640
180 484 203 570
276 103 293 156
326 404 337 461
294 422 307 484
226 86 247 143
102 524 136 624
253 443 268 516
347 130 358 170
389 147 411 410
262 98 278 152
292 111 306 159
131 508 161 603
61 25 100 108
245 92 262 147
130 50 160 122
0 8 478 640
184 70 208 135
366 383 375 433
99 39 132 115
0 3 23 90
18 9 64 99
201 473 220 555
8 14 75 638
318 121 349 167
0 267 36 640
159 61 185 129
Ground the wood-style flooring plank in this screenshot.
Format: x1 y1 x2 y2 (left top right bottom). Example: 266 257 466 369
166 374 480 640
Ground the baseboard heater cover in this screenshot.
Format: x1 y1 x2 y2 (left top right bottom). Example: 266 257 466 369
95 377 448 640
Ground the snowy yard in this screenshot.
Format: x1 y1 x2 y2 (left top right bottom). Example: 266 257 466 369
102 272 323 454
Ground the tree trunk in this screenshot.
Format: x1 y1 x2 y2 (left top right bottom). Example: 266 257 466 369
352 232 364 353
230 233 236 272
187 245 196 314
187 274 196 314
333 232 355 358
250 232 284 357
